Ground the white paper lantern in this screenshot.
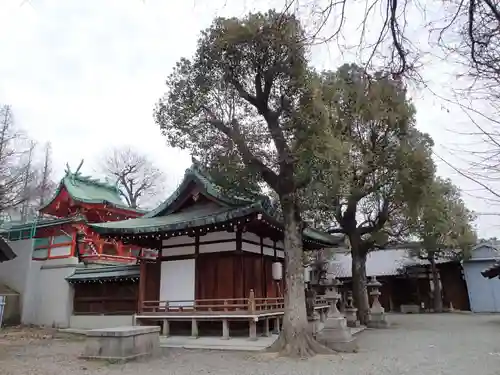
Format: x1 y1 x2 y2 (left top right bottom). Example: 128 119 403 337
272 262 283 280
304 266 311 283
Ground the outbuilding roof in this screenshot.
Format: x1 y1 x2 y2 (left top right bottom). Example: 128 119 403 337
329 248 455 278
66 264 140 283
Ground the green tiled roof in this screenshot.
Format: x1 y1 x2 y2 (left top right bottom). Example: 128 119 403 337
91 202 266 235
40 171 145 213
144 158 256 218
66 264 140 283
0 216 85 241
91 201 343 247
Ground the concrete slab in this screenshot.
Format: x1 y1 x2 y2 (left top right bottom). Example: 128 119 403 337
160 335 279 351
58 328 88 336
160 326 366 352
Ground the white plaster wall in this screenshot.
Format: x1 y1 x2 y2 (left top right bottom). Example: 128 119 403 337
161 246 195 257
21 258 41 324
241 241 261 254
32 257 78 328
199 232 236 253
162 235 194 247
160 259 195 306
263 238 274 247
276 250 285 258
200 240 236 253
70 315 134 329
0 239 43 324
0 239 33 296
263 247 274 256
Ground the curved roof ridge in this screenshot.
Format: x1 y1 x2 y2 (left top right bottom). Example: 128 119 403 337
144 159 257 218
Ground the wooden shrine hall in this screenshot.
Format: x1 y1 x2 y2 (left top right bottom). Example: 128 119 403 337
90 161 342 339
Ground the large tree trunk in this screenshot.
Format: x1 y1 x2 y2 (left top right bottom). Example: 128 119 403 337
351 249 370 325
429 255 443 313
349 234 369 325
268 195 333 357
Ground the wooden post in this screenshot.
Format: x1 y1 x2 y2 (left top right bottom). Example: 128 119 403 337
138 262 147 313
162 320 170 337
222 319 230 340
248 289 256 314
263 317 270 337
191 318 199 338
249 319 257 341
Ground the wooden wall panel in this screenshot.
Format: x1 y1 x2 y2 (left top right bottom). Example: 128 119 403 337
195 252 284 300
217 256 234 299
145 261 161 302
73 281 138 315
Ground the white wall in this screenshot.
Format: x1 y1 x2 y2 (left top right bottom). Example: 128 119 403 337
161 233 237 255
0 239 33 297
160 232 284 258
160 259 195 306
0 240 78 328
70 314 134 329
200 232 236 253
0 239 42 323
32 257 78 328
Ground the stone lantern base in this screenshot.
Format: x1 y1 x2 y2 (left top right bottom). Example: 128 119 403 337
344 307 360 328
316 315 358 352
367 311 389 328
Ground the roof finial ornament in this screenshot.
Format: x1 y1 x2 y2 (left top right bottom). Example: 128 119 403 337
75 159 84 175
65 159 84 177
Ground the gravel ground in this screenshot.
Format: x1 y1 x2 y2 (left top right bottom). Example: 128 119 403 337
2 313 500 375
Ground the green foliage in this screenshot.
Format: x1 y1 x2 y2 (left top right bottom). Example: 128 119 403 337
155 10 326 198
303 64 436 253
408 177 477 261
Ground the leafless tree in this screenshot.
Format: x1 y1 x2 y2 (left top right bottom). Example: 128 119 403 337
98 146 165 209
36 142 56 207
0 105 37 222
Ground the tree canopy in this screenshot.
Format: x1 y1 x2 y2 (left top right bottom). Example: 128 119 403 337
409 177 477 261
407 176 476 311
302 64 436 323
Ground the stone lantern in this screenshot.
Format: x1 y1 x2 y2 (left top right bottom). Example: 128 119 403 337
323 275 342 318
367 276 389 328
316 274 358 352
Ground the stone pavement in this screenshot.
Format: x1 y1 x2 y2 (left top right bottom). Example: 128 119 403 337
3 313 500 375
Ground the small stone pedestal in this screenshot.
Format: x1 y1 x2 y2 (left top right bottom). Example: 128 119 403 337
344 290 360 328
81 326 160 363
367 277 389 329
316 277 358 352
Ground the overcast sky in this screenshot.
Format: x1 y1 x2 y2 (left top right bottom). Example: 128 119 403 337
1 0 499 238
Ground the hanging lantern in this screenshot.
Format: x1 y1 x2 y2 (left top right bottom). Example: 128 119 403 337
304 266 311 283
272 262 283 281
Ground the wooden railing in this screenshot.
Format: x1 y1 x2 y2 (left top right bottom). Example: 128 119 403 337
141 289 285 315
